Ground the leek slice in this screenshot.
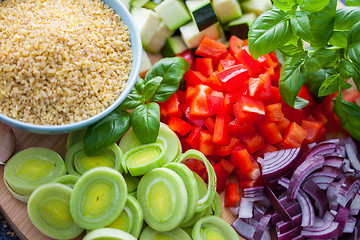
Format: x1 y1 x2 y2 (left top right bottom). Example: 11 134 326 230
192 216 241 240
123 173 140 194
4 147 66 200
121 143 166 176
83 228 137 240
70 167 127 230
211 192 222 217
174 149 216 212
119 123 181 163
65 142 123 176
28 183 84 239
164 162 198 224
67 128 87 150
137 167 188 232
52 174 80 188
108 194 143 238
4 180 29 203
139 226 192 240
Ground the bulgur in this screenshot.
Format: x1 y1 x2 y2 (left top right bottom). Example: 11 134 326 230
0 0 132 125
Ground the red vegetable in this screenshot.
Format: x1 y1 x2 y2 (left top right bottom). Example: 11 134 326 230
225 182 240 207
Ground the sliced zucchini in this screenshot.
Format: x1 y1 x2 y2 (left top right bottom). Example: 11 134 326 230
4 147 66 200
161 35 188 57
186 0 218 31
155 0 191 31
212 0 242 24
131 0 149 8
83 228 137 240
180 21 224 48
65 142 122 176
70 167 127 230
137 167 188 231
121 143 166 176
192 216 241 240
28 183 84 239
108 195 143 238
119 123 181 164
52 174 80 188
146 21 175 54
227 12 257 40
139 226 192 240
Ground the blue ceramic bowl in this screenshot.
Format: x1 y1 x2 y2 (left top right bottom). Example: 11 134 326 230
0 0 142 135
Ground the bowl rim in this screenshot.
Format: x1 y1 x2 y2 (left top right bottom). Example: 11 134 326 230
0 0 142 135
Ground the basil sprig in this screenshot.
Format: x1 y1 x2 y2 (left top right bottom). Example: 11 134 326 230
248 0 360 141
83 57 189 155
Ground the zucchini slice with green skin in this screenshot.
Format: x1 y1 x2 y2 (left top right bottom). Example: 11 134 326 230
28 183 84 239
119 123 181 164
192 215 241 240
52 174 80 188
174 149 216 212
83 228 137 240
65 142 123 176
108 194 143 238
70 167 127 230
163 162 198 224
66 128 87 150
137 167 188 232
139 226 192 240
4 147 66 199
121 143 166 176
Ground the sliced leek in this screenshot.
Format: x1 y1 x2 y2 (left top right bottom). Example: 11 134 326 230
123 173 140 194
108 194 144 238
83 228 137 240
67 128 86 150
70 167 127 230
137 167 188 232
119 123 181 164
192 216 241 240
4 147 66 201
174 149 216 212
139 226 192 240
211 192 222 217
65 142 122 176
164 162 198 224
52 174 80 188
27 183 84 239
121 143 166 176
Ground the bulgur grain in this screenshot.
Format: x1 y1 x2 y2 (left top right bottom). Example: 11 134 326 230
0 0 132 125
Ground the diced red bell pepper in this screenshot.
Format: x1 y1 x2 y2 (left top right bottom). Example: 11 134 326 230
228 118 256 137
231 148 261 180
216 64 249 92
311 106 328 125
282 103 303 124
163 92 183 118
265 86 283 105
213 162 227 192
233 102 259 124
219 158 235 176
198 129 215 156
215 137 241 157
176 49 195 70
204 117 215 133
265 103 285 122
276 118 291 135
225 182 240 207
183 70 207 86
195 36 228 61
207 90 224 114
229 35 244 57
297 85 314 107
217 59 237 71
256 144 278 158
301 119 325 143
167 117 193 136
195 57 214 77
235 45 261 76
186 126 202 149
241 132 266 154
189 84 213 117
184 159 208 183
226 87 249 103
237 177 264 189
236 96 265 115
258 122 282 144
204 73 224 92
248 71 271 100
281 122 307 148
256 53 278 70
184 107 205 126
212 113 232 145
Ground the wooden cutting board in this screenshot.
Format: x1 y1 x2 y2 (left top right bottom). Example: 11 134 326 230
0 128 238 240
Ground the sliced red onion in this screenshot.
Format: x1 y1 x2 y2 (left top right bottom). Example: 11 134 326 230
243 186 265 198
323 156 345 168
277 225 302 240
297 141 338 167
302 179 329 217
301 220 339 239
345 142 360 171
343 216 356 233
323 211 335 222
232 218 256 239
323 145 346 158
253 209 273 240
337 175 360 207
275 213 302 234
341 137 358 156
349 193 360 215
305 166 339 190
288 155 325 199
271 201 301 224
229 206 239 216
253 204 267 222
264 185 292 222
343 158 355 173
335 205 350 235
238 197 254 218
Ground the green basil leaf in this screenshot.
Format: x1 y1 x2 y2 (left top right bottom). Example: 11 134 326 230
118 77 145 110
348 22 360 45
318 74 340 97
333 96 360 141
84 110 130 155
279 54 306 108
309 0 336 49
340 79 353 89
299 0 330 12
346 43 360 66
334 7 360 31
280 43 304 57
345 0 360 6
339 59 359 80
294 96 310 109
305 48 339 71
248 9 293 59
290 11 312 42
272 0 297 11
130 102 160 144
143 76 163 102
145 57 189 102
329 31 348 48
305 68 337 99
352 63 360 92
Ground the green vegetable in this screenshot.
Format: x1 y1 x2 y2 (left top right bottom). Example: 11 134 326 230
139 226 192 240
248 0 360 141
52 174 79 188
83 228 137 240
123 173 140 194
65 142 123 176
67 128 87 150
121 143 166 176
84 57 189 153
4 147 66 202
27 183 84 239
70 167 127 230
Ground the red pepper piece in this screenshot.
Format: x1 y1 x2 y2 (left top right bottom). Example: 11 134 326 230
231 148 261 180
186 126 202 149
163 92 183 118
216 64 249 92
204 117 215 133
204 73 224 92
225 182 240 207
281 122 307 148
183 70 207 87
228 118 256 137
217 59 237 71
176 49 195 70
265 103 285 122
248 71 271 100
207 90 224 114
215 137 241 157
189 84 213 118
229 35 244 57
195 57 214 77
236 96 265 115
198 129 215 156
233 102 259 124
167 117 193 136
301 119 325 143
212 113 232 145
195 36 228 61
236 45 261 76
213 162 227 193
241 132 266 154
219 158 235 176
259 122 283 144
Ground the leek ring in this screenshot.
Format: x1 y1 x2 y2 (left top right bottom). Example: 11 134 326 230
139 226 192 240
83 228 137 240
